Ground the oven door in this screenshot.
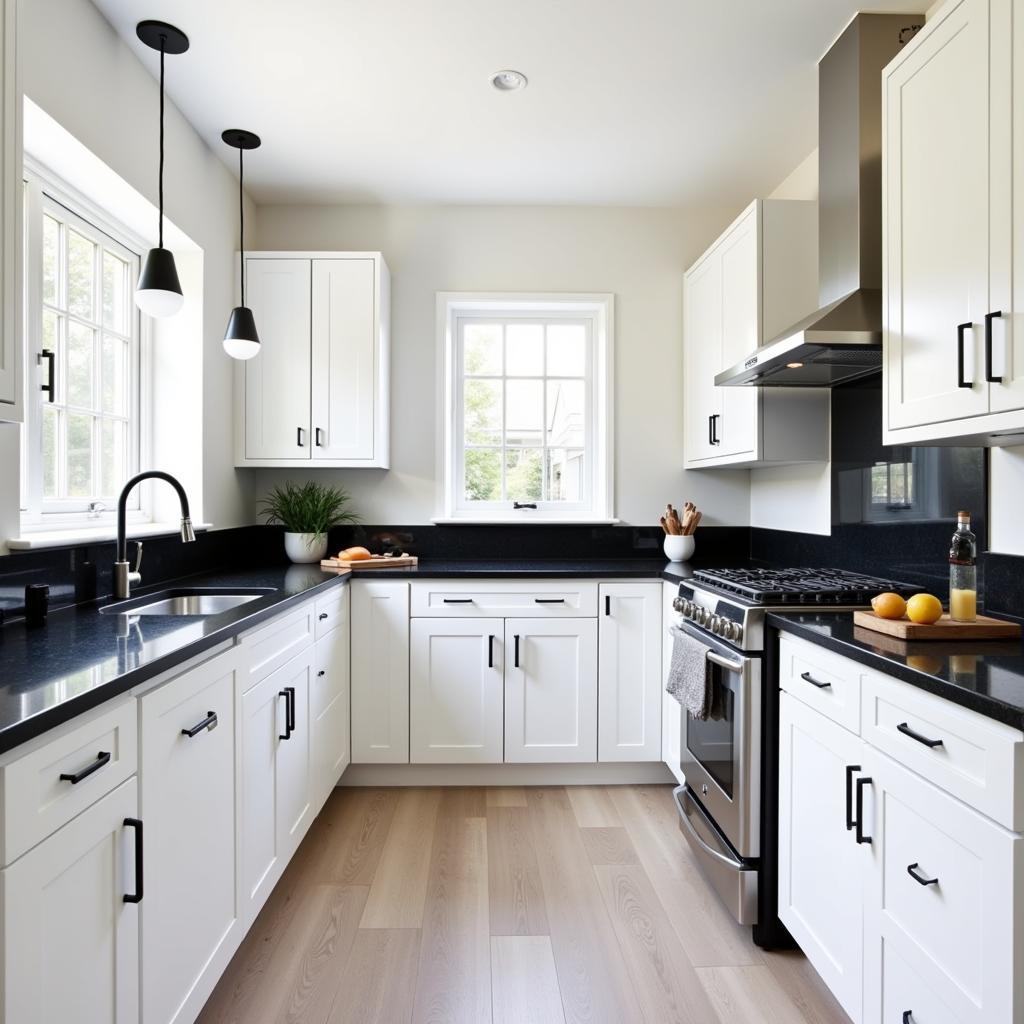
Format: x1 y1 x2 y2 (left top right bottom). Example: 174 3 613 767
677 619 761 859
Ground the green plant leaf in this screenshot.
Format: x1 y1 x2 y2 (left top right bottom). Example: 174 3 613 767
258 480 361 536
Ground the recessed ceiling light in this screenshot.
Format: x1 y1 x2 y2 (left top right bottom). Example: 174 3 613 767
491 69 528 92
786 361 805 369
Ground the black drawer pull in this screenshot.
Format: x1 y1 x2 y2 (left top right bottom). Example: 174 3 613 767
897 721 943 748
855 777 872 844
60 750 111 784
317 669 326 677
181 711 218 738
907 862 939 887
319 612 329 620
514 634 520 668
985 310 1003 383
903 1013 914 1024
534 598 565 604
488 634 495 669
800 671 831 690
845 764 861 831
605 595 611 616
279 688 295 740
957 322 973 388
123 817 144 904
315 427 324 447
443 598 473 604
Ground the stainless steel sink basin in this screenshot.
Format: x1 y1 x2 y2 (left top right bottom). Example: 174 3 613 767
100 587 275 616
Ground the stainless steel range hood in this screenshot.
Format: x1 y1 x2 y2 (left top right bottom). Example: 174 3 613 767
716 13 917 389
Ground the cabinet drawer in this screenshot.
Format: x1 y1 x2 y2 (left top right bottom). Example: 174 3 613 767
241 600 316 690
878 940 963 1024
862 674 1024 831
0 699 137 866
778 633 863 733
314 585 348 640
410 580 598 617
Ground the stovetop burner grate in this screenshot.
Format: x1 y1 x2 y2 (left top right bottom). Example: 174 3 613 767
691 567 922 606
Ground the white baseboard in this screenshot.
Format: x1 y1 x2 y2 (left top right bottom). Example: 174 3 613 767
338 762 676 787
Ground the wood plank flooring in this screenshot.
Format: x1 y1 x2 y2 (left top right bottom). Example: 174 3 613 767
198 785 849 1024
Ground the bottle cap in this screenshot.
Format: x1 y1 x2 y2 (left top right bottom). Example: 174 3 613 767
957 510 970 522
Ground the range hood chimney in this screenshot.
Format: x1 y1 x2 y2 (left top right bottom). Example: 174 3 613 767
716 14 919 388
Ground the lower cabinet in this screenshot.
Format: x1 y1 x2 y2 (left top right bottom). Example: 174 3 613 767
312 595 351 808
140 649 240 1024
1 777 140 1024
410 617 504 763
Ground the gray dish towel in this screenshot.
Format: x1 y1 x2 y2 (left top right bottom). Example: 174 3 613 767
666 625 720 721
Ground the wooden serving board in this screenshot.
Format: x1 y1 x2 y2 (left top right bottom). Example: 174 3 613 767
853 609 1021 641
321 554 419 570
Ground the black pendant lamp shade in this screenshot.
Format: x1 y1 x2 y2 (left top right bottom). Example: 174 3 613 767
134 20 189 319
222 129 262 360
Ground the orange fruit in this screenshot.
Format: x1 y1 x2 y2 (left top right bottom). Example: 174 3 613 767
871 592 907 620
906 593 943 625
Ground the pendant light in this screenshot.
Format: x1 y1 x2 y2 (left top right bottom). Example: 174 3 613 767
222 129 262 360
134 20 189 318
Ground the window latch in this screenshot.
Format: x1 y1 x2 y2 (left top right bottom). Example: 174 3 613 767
513 502 537 510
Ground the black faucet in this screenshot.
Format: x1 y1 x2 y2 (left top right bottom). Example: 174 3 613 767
114 471 196 599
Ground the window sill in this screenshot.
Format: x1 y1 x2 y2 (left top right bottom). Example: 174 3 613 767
7 521 212 551
431 516 620 526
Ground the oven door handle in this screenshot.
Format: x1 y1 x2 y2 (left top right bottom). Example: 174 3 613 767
674 788 745 870
706 650 745 674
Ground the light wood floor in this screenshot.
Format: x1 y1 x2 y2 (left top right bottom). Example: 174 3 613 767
198 785 850 1024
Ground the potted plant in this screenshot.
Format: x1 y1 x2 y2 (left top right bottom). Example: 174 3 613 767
258 481 360 563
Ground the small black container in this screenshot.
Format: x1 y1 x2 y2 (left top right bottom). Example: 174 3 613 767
25 583 50 628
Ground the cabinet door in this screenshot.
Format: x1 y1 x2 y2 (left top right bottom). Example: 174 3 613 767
683 253 724 464
661 583 684 785
779 692 868 1023
243 258 312 459
312 596 351 810
311 258 377 461
504 617 597 763
0 0 19 418
884 0 993 429
140 651 240 1024
351 581 410 764
598 583 662 762
410 618 504 763
240 651 313 920
2 778 139 1024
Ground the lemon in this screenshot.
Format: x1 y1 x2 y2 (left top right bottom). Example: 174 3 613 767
871 592 907 620
906 593 943 625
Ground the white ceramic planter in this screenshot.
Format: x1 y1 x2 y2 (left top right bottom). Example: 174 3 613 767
663 534 695 563
283 532 328 564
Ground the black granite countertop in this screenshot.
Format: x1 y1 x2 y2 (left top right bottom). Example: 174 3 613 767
355 558 683 579
0 564 350 756
768 611 1024 731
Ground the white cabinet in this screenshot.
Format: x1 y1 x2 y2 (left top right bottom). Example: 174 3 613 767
504 617 598 763
239 649 313 921
597 582 662 762
236 251 390 467
410 618 504 763
311 592 351 809
0 0 20 420
351 580 410 764
661 582 684 785
779 691 869 1023
883 0 1024 444
683 198 826 468
140 649 240 1024
1 778 140 1024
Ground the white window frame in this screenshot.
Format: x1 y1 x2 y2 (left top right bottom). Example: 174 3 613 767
436 293 615 523
20 162 152 529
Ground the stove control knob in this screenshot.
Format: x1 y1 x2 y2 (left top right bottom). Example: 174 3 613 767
697 608 709 626
709 615 722 633
732 623 744 642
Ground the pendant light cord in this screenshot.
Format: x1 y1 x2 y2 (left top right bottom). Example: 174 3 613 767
239 147 245 307
158 36 166 249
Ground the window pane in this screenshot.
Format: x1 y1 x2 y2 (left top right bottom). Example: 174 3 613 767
102 335 127 415
67 321 95 409
41 405 59 498
505 448 543 501
505 324 543 376
546 379 585 447
464 448 502 501
66 413 93 497
100 419 126 496
547 323 586 376
67 229 96 319
463 324 502 375
464 378 502 445
505 379 543 446
43 215 60 306
102 251 128 333
547 448 585 502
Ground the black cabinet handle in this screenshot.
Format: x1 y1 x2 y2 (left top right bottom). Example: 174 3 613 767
319 612 329 620
906 862 939 887
710 413 721 445
534 598 565 604
800 671 831 690
903 1013 914 1024
957 322 973 388
123 817 144 904
60 750 111 784
286 686 296 734
181 711 218 738
605 595 611 616
317 669 325 677
897 721 943 748
39 348 55 401
514 634 520 668
708 414 713 446
845 764 861 831
279 689 294 740
513 501 537 510
985 310 1003 383
855 777 872 844
443 598 473 604
488 634 495 668
297 427 305 447
315 427 324 447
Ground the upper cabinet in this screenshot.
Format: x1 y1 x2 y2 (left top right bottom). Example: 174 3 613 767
235 251 390 467
884 0 1024 444
683 199 828 468
0 0 21 422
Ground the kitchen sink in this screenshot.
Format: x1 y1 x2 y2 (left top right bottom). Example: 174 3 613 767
100 587 275 616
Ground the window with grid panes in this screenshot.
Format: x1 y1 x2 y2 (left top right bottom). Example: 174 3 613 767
22 176 143 521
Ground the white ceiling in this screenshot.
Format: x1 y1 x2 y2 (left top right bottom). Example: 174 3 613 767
90 0 926 207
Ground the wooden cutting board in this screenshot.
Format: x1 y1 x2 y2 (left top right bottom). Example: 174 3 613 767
853 609 1021 640
320 554 419 570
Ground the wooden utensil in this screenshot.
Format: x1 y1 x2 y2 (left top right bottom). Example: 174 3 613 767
852 609 1021 641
